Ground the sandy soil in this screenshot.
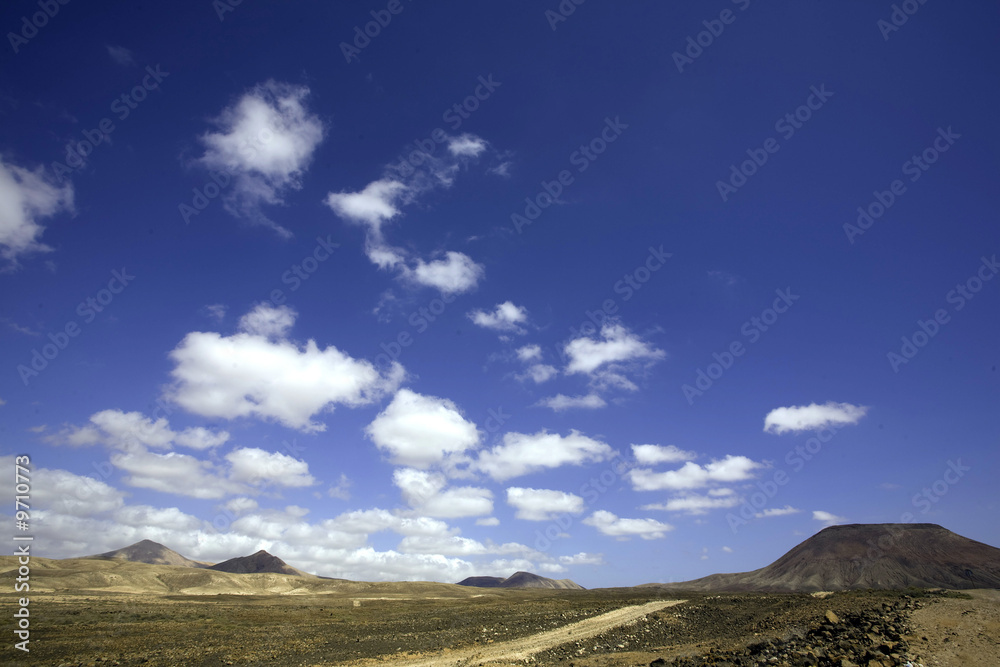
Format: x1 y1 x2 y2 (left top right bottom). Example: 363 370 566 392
336 600 684 666
906 589 1000 666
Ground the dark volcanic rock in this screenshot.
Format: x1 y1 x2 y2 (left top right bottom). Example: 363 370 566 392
208 549 312 577
457 571 584 589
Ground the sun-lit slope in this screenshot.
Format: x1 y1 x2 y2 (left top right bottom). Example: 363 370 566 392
643 524 1000 592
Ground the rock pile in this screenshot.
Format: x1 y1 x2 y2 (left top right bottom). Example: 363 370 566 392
652 598 920 666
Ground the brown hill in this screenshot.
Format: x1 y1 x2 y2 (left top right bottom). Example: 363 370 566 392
207 549 315 578
86 539 210 568
457 571 584 590
644 523 1000 592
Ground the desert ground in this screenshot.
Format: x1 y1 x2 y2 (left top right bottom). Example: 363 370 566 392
4 585 997 666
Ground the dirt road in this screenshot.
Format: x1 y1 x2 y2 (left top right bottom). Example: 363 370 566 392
338 599 684 666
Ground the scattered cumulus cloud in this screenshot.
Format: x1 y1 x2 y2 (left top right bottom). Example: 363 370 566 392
755 506 801 518
535 393 606 411
516 345 542 362
764 402 868 434
519 364 559 384
366 389 480 472
474 430 615 481
393 468 493 518
583 510 672 540
165 304 403 432
629 455 764 492
564 323 665 375
813 510 847 526
324 133 496 295
640 492 741 515
0 157 74 268
468 301 528 334
506 487 584 521
631 444 696 465
196 80 324 237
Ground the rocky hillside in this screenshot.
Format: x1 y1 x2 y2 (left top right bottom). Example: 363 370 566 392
457 571 584 589
645 523 1000 592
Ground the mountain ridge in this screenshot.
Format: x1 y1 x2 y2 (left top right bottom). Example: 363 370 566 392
457 570 584 590
642 523 1000 592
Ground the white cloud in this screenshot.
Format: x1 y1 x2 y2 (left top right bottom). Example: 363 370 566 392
203 303 227 322
52 409 229 453
516 345 542 362
519 364 558 384
755 506 801 518
405 251 483 294
812 510 847 526
474 430 616 481
166 305 403 432
722 546 734 553
366 389 480 471
0 157 74 267
535 393 607 411
629 455 763 492
110 448 246 499
558 552 605 566
174 426 230 450
327 474 352 500
226 448 316 488
506 487 584 521
763 402 868 434
393 468 493 518
324 134 494 294
106 44 134 66
564 323 665 376
468 301 528 334
583 510 672 540
447 134 487 157
237 303 296 339
560 323 664 392
224 497 258 514
324 178 409 233
640 492 741 515
196 80 324 236
631 444 696 465
476 517 500 526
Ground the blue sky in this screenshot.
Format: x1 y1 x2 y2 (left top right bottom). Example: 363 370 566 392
1 0 997 587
